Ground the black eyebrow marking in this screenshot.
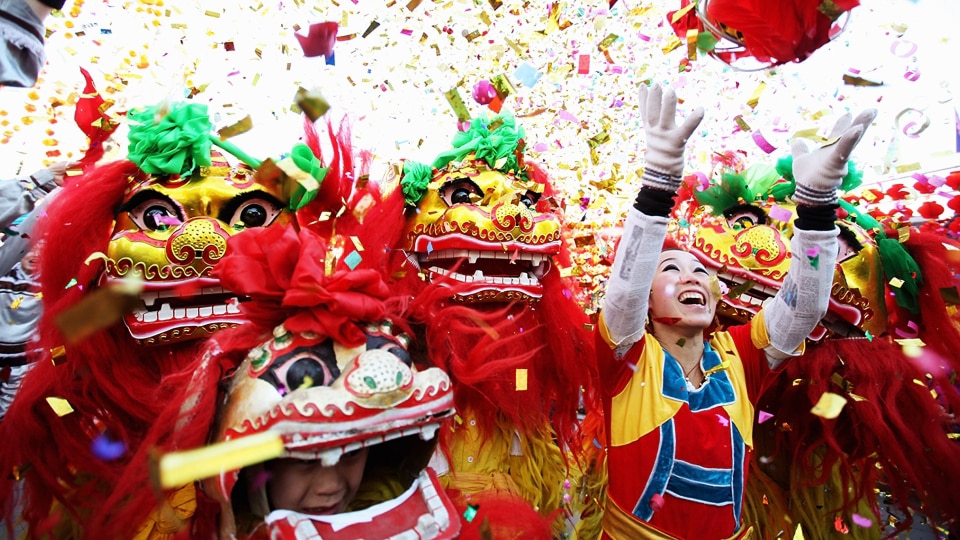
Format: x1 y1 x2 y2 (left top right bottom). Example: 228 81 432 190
117 190 183 221
837 223 864 252
440 177 483 193
217 190 285 223
722 203 767 225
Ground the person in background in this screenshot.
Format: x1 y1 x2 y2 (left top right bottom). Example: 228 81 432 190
0 0 66 88
0 161 66 420
0 161 66 273
0 240 42 420
261 449 370 518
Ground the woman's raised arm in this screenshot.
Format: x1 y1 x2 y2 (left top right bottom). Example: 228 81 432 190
601 85 703 350
761 109 877 367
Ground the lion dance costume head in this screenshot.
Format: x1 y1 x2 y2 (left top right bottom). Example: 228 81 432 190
394 111 598 538
0 102 336 538
194 150 462 537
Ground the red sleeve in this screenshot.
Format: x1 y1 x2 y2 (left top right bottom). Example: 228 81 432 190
726 322 774 405
594 327 645 399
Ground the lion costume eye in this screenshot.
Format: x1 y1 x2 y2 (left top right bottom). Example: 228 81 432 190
260 344 340 394
126 195 183 232
283 356 335 390
519 190 540 208
219 192 285 230
439 178 482 206
837 224 865 262
723 204 767 231
228 199 282 229
728 214 758 230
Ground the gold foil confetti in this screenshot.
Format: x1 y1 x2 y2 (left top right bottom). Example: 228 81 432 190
515 368 528 391
811 392 847 419
54 284 143 344
217 115 253 140
46 397 74 417
50 345 67 366
597 33 619 52
293 87 330 122
443 87 471 123
157 432 284 489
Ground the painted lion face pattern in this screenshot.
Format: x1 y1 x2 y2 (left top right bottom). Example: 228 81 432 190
680 200 886 339
402 153 562 303
104 151 290 345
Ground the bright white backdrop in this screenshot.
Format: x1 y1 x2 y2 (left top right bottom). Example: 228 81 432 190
1 0 957 220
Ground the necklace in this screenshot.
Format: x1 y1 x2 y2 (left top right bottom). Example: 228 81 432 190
682 361 704 388
682 362 700 379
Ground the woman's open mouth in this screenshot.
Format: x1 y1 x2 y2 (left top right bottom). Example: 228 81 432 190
678 291 706 306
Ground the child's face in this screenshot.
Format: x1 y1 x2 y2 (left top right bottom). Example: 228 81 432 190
649 250 717 331
20 242 43 276
266 447 369 515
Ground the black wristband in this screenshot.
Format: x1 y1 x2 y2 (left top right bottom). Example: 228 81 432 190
634 186 675 217
39 0 67 9
795 203 838 231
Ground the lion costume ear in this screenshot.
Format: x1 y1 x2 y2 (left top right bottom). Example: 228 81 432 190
282 143 329 211
837 199 923 314
876 235 922 313
399 160 433 206
775 154 864 200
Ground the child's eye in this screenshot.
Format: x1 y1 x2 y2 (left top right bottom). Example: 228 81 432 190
343 448 364 460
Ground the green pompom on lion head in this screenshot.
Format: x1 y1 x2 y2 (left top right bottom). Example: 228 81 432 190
431 111 529 181
775 155 864 197
127 102 214 177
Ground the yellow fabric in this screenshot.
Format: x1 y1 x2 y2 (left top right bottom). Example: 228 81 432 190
132 483 197 540
442 469 525 497
597 311 615 347
572 449 607 540
349 468 408 511
441 409 571 534
47 499 83 540
749 311 772 349
741 463 796 540
608 331 755 449
786 450 880 540
602 496 754 540
742 448 881 540
442 411 514 478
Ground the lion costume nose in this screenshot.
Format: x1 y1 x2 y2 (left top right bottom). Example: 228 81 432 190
491 202 535 239
731 225 788 269
164 218 231 268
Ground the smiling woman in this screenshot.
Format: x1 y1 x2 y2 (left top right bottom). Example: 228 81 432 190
645 250 718 388
595 84 874 540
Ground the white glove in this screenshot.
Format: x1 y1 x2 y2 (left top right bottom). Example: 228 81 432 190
792 109 877 206
639 84 704 191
